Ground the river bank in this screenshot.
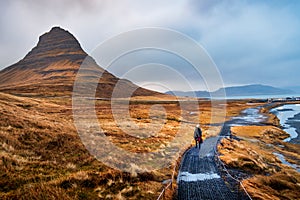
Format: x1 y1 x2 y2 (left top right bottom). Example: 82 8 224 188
286 112 300 144
270 104 300 144
217 102 300 200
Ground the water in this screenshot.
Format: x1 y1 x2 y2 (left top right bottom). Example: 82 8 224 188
229 107 267 126
211 94 300 100
273 152 300 172
271 104 300 142
227 104 300 173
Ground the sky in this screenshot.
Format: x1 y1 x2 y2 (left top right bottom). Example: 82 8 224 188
1 0 300 92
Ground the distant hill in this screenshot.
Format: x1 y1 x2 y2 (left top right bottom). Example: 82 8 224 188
0 27 162 98
165 90 210 97
215 84 294 96
166 84 295 98
284 86 300 94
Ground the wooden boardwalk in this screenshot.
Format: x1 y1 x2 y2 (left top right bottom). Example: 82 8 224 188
177 105 271 199
177 136 242 200
177 119 253 200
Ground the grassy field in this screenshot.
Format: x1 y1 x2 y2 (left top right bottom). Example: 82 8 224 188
218 117 300 199
0 92 263 199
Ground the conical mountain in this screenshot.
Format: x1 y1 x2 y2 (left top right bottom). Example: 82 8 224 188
24 27 86 61
0 27 161 97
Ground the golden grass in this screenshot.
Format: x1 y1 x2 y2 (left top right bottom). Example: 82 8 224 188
243 169 300 200
0 92 262 199
218 121 300 199
231 126 289 141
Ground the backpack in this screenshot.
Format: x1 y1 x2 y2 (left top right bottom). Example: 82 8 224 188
197 136 203 143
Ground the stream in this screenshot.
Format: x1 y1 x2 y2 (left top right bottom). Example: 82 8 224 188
221 104 300 173
270 104 300 143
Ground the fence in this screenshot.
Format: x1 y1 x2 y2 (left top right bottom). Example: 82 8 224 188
214 136 253 200
156 144 192 200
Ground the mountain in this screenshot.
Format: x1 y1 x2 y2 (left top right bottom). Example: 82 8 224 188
165 90 210 97
284 86 300 94
216 84 294 96
166 84 295 98
0 27 161 98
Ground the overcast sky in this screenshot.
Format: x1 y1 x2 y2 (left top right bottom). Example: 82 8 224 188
1 0 300 92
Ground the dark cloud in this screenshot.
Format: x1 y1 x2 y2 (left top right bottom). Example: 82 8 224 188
188 0 300 89
1 0 300 91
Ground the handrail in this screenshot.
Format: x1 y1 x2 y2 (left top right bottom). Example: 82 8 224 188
157 135 254 200
156 164 176 200
156 143 192 200
214 136 253 200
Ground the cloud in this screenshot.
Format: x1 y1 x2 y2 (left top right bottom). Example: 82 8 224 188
1 0 300 91
185 0 300 88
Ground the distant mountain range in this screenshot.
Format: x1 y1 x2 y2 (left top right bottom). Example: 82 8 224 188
0 27 162 98
284 86 300 93
166 84 295 98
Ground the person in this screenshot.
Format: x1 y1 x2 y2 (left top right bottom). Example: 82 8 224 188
194 124 202 149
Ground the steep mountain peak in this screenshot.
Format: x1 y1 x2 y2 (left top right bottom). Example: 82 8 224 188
0 27 162 98
24 26 86 61
0 26 89 90
38 27 81 48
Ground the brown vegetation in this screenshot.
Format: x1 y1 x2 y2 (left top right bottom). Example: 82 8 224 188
0 90 261 199
0 27 270 200
218 122 300 199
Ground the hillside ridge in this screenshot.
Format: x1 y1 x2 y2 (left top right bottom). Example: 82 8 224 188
0 27 161 98
166 84 295 98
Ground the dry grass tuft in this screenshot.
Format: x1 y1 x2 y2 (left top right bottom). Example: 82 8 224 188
218 121 300 199
0 92 260 199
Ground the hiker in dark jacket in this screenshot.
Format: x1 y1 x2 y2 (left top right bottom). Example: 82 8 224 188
194 124 202 149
